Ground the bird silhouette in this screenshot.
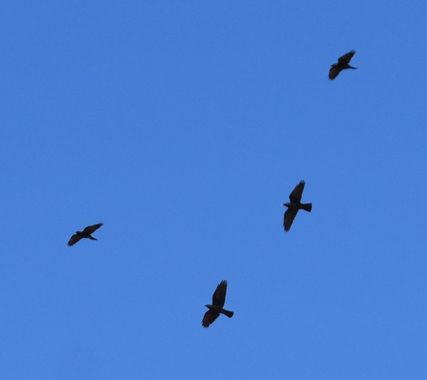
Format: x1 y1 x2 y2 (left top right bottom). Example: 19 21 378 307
283 181 312 231
329 50 357 80
68 223 103 246
202 280 234 328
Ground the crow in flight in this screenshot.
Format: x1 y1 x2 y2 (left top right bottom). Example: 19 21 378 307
283 181 312 232
329 50 357 80
202 280 234 328
68 223 103 246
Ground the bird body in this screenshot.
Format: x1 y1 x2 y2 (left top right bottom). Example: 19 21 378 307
284 202 312 213
205 304 234 318
329 50 357 80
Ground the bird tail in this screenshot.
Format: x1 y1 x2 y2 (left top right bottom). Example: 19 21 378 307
88 235 97 240
220 309 234 318
301 203 312 212
348 65 357 69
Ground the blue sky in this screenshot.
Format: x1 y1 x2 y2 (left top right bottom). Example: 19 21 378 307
1 1 426 379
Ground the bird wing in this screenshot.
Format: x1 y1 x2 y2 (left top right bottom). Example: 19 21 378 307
338 50 355 65
68 233 82 246
289 181 305 203
202 309 220 328
212 280 227 307
82 223 103 235
328 64 341 80
283 208 297 232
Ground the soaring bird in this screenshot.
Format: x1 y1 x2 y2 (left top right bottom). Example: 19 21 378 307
202 280 234 328
283 181 312 232
68 223 103 246
329 50 357 80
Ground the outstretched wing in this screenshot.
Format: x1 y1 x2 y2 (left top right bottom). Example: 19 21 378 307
283 208 297 232
329 64 341 80
202 309 220 328
212 280 227 307
289 181 305 203
68 233 82 246
338 50 355 65
82 223 103 235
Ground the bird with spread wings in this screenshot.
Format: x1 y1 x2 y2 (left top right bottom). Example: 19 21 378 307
329 50 357 80
283 181 312 232
202 280 234 328
68 223 103 246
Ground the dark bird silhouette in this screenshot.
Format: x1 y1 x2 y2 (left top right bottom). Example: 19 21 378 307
68 223 103 246
283 181 312 232
329 50 357 80
202 280 234 328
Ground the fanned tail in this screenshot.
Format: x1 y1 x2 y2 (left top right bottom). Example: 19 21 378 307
301 203 312 212
220 309 234 318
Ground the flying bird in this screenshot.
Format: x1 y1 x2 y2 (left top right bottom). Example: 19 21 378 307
202 280 234 328
68 223 103 246
329 50 357 80
283 181 312 232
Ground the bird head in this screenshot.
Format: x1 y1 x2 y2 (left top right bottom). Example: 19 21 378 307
283 202 290 208
205 304 212 310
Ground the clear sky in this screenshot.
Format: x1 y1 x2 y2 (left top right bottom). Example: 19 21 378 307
1 1 426 379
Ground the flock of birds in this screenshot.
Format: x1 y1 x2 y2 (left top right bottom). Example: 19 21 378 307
67 50 357 328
